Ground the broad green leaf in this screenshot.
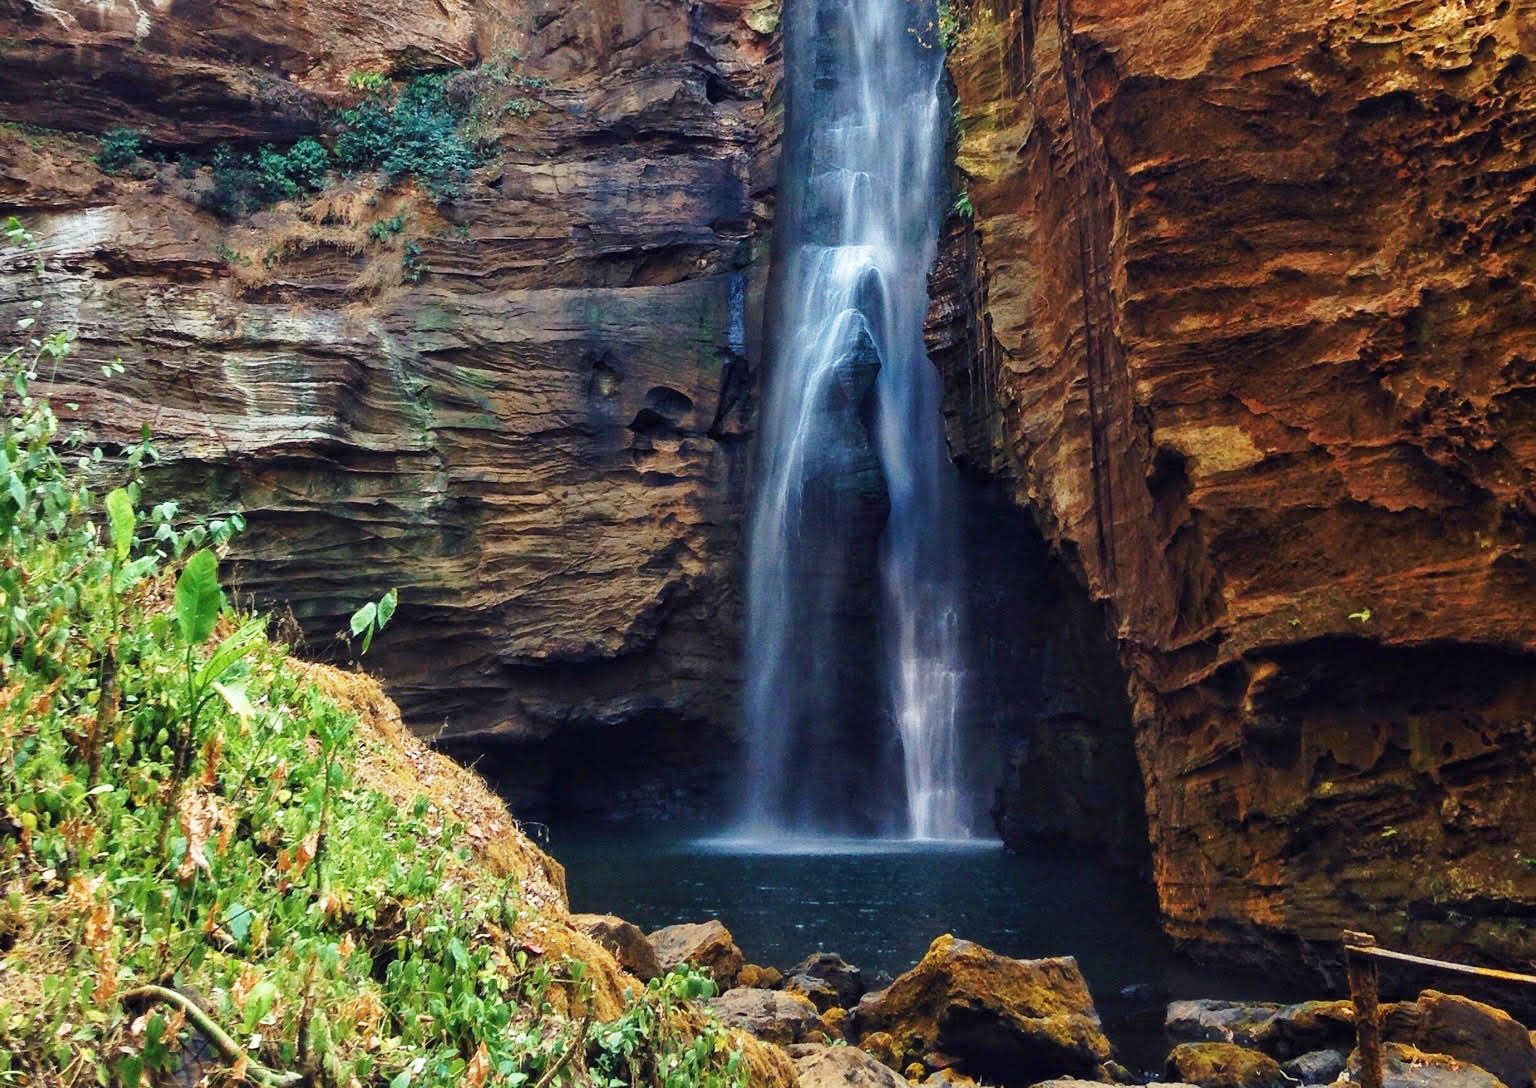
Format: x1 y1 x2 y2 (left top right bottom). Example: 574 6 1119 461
349 601 376 637
212 681 256 725
105 488 134 561
196 619 265 688
376 587 397 628
174 548 222 645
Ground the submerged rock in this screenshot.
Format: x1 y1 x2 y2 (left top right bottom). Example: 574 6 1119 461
1413 991 1536 1088
570 913 662 981
789 951 867 1007
1165 1043 1287 1088
788 1044 908 1088
708 988 824 1046
1282 1049 1347 1085
852 935 1112 1087
1349 1043 1508 1088
647 920 744 987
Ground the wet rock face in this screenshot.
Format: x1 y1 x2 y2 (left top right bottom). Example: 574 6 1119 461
0 0 782 811
944 0 1536 969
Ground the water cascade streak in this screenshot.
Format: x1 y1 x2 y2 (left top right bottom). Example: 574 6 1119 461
742 0 969 840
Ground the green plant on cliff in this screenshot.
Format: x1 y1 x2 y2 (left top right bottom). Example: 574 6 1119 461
0 322 746 1086
200 139 332 220
96 127 145 175
334 75 479 200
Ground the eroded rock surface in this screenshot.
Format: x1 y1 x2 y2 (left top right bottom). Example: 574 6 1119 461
0 0 782 817
945 0 1536 970
648 919 746 985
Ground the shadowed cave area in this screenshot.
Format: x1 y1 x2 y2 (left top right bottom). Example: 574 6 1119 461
445 474 1149 870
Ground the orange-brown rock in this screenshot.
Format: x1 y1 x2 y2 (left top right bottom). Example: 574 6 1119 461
647 919 746 985
0 0 782 817
943 0 1536 972
852 935 1111 1087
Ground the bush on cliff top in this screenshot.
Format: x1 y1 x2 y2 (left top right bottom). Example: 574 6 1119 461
0 324 745 1086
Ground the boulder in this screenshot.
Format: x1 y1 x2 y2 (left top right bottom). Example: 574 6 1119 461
1166 1001 1284 1049
647 920 744 987
569 914 662 981
852 935 1112 1087
1351 1043 1507 1088
1165 999 1354 1059
788 1044 909 1088
1165 1043 1287 1088
708 988 824 1047
1281 1049 1346 1085
790 952 867 1007
821 1006 849 1041
737 963 784 989
785 973 844 1013
1414 991 1535 1088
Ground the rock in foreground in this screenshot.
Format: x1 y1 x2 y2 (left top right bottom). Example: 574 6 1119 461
1166 1043 1287 1088
853 935 1111 1086
647 920 745 987
1353 1043 1508 1088
1413 991 1536 1088
789 1043 910 1088
570 913 663 981
709 988 825 1047
789 951 867 1007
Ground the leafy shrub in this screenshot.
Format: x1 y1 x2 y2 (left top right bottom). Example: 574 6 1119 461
334 75 479 199
96 127 144 174
199 138 332 220
0 304 746 1083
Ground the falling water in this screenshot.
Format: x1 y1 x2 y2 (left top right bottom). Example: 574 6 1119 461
741 0 970 840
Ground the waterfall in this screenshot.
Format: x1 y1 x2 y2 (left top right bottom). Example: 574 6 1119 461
741 0 970 840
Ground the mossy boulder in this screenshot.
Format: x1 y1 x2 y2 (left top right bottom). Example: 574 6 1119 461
738 962 785 989
785 972 844 1012
1413 991 1535 1088
1352 1043 1508 1088
1166 999 1354 1059
852 935 1112 1087
789 951 867 1007
1165 1043 1287 1088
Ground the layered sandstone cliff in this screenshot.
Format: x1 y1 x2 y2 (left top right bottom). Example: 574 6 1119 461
944 0 1536 970
0 0 781 816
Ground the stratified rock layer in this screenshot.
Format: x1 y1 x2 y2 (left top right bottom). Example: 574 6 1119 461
0 0 782 816
945 0 1536 970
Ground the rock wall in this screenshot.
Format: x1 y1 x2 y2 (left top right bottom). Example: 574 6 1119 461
945 0 1536 971
0 0 782 815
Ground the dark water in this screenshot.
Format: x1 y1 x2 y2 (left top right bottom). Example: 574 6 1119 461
548 828 1297 1072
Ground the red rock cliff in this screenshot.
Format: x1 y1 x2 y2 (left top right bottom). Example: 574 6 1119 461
944 0 1536 969
0 0 782 815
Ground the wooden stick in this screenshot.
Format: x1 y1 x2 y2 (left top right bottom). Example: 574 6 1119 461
1344 931 1384 1088
121 986 302 1088
1342 943 1536 987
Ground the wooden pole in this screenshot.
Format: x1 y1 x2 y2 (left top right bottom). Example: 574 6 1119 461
1344 930 1384 1088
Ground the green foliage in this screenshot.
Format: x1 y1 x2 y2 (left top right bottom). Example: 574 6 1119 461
951 190 974 220
200 138 332 220
96 127 145 174
368 215 407 241
347 70 390 92
402 239 425 283
348 588 397 654
937 0 964 50
334 75 479 200
0 309 745 1086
